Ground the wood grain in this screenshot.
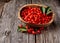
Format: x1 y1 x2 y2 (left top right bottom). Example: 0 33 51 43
0 0 60 43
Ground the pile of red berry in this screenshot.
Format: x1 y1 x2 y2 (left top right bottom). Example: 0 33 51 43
26 25 44 34
21 6 52 24
18 24 44 34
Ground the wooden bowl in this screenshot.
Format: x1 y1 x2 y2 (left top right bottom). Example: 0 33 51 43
18 4 55 27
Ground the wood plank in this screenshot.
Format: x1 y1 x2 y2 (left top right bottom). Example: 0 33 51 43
16 0 35 43
0 1 11 43
32 0 60 43
0 0 15 43
28 34 35 43
26 0 35 43
26 0 32 4
16 0 29 43
0 0 10 2
0 2 5 18
0 0 18 43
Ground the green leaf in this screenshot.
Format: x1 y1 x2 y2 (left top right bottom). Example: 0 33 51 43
40 6 52 15
17 26 20 31
46 11 52 15
46 7 52 15
47 7 51 12
40 7 46 14
20 28 27 31
17 26 27 32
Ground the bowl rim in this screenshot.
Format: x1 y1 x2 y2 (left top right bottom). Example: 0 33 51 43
18 4 55 26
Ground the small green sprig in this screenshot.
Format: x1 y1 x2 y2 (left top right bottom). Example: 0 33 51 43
41 7 45 14
40 6 52 15
17 26 27 32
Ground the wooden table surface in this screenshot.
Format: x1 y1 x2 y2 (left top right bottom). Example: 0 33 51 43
0 0 60 43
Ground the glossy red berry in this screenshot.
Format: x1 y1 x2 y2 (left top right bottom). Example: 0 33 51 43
32 31 36 34
27 29 31 33
37 30 41 34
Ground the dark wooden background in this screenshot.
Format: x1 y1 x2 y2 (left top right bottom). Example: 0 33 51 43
0 0 60 43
